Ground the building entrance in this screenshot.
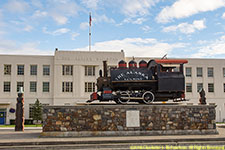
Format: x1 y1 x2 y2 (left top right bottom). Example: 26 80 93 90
0 112 5 125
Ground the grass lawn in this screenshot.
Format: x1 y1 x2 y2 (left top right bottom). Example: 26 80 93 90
0 124 42 127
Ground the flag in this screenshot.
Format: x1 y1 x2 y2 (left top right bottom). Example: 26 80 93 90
89 12 92 26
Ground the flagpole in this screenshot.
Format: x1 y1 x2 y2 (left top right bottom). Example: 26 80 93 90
89 12 91 51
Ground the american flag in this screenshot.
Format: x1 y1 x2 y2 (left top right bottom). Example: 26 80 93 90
89 13 92 26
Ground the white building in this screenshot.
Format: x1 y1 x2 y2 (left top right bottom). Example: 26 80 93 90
0 50 224 124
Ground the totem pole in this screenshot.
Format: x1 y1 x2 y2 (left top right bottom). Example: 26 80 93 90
15 87 24 131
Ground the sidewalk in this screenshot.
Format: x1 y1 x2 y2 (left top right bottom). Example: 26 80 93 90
0 126 225 146
0 127 42 130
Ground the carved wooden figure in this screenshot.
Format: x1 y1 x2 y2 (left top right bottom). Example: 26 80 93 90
15 87 24 131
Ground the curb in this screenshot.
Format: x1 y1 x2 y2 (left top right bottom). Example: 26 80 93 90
0 137 225 146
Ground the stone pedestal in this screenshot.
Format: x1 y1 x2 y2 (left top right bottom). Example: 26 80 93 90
41 104 218 137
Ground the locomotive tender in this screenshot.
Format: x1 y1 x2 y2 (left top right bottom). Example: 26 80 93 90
88 59 188 104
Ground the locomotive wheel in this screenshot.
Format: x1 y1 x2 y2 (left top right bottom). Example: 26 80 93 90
142 91 155 104
115 91 130 104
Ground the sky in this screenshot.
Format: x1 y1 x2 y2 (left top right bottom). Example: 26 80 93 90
0 0 225 58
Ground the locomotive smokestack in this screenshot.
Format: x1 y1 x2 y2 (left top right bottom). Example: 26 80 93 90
103 61 108 77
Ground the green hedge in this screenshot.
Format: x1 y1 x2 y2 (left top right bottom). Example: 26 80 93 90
10 119 33 125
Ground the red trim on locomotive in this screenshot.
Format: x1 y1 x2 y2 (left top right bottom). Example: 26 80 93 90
155 59 188 64
129 63 137 68
91 92 98 100
103 90 112 94
139 63 147 68
181 93 185 99
118 63 127 68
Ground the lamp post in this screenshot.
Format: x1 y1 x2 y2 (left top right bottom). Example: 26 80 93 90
15 87 24 131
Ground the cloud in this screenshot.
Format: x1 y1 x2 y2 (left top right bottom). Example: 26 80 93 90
163 19 206 34
32 10 48 18
141 25 151 33
71 32 80 40
43 27 70 35
120 0 157 17
82 0 100 9
156 0 225 23
132 18 147 24
48 0 80 25
94 14 115 24
75 38 186 57
0 10 5 28
222 12 225 19
79 14 114 30
80 22 89 30
4 0 30 13
24 25 33 32
117 17 146 26
192 35 225 57
31 0 43 8
51 14 68 25
0 39 52 55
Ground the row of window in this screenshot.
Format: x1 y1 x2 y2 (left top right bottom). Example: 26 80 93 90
4 65 50 76
3 82 95 93
186 83 216 93
62 65 95 76
4 64 96 76
61 82 95 92
3 82 50 92
185 67 225 78
185 67 214 77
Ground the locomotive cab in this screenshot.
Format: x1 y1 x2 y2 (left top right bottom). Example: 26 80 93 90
153 59 187 101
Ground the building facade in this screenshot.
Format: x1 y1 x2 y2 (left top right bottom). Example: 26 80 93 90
0 50 224 124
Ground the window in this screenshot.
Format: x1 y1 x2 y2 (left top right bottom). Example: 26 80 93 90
17 65 24 75
17 82 24 92
85 66 95 76
208 83 214 92
3 82 10 92
207 67 213 77
224 83 225 92
85 82 95 92
62 82 73 92
196 67 202 77
43 82 49 92
4 65 11 75
29 104 34 119
185 67 192 77
223 68 225 77
29 103 49 119
43 65 50 76
62 65 73 75
30 65 37 75
186 83 192 92
197 83 203 92
30 82 37 92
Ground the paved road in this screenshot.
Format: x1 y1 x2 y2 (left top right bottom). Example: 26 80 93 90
0 126 225 149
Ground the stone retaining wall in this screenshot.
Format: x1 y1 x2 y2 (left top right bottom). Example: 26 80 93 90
42 104 217 137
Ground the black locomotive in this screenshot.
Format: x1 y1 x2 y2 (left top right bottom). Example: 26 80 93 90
88 59 188 104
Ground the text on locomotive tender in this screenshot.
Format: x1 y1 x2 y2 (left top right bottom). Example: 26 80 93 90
115 71 149 81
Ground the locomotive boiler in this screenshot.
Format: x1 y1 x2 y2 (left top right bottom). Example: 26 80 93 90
88 59 188 104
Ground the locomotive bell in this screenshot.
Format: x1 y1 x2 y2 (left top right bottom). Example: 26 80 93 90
139 60 147 68
128 60 137 69
118 60 127 69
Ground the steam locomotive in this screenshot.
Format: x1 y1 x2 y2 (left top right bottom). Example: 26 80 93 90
87 59 188 104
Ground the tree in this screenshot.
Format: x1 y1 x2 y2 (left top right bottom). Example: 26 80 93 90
32 99 42 124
